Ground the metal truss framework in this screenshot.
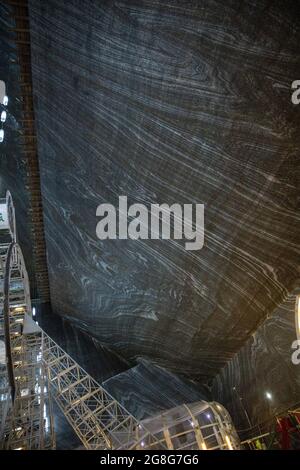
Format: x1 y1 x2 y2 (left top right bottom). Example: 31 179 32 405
135 401 240 450
1 191 240 450
0 192 55 450
43 334 165 450
38 331 241 450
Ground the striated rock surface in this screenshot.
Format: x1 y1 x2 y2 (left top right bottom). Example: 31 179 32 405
212 294 300 435
0 3 37 295
103 359 209 419
29 0 300 378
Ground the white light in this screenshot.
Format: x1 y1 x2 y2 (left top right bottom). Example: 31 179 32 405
32 306 36 317
225 435 233 450
140 441 145 447
1 110 6 122
206 413 211 420
14 307 25 312
0 129 4 142
265 391 272 400
0 81 6 104
3 95 8 106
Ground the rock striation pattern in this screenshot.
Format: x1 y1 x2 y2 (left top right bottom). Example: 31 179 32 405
29 0 300 378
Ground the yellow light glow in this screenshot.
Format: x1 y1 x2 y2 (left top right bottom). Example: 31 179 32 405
13 307 25 312
201 442 207 450
15 319 23 323
225 435 233 450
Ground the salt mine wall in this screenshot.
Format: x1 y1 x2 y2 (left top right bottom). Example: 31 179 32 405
0 3 38 297
212 294 300 435
28 0 300 379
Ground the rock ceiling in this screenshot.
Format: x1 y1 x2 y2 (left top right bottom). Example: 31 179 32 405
29 0 300 380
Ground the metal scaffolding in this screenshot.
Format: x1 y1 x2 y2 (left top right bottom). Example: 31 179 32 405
1 191 240 450
43 334 164 450
0 192 55 450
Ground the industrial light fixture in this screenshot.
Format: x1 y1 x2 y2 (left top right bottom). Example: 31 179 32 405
0 80 6 104
14 306 25 312
265 391 272 400
0 80 8 143
225 435 233 450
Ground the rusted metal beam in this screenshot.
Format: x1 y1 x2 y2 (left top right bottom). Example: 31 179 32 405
5 0 50 302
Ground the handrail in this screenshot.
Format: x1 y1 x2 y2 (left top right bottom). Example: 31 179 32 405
5 191 16 242
3 240 32 402
3 242 15 402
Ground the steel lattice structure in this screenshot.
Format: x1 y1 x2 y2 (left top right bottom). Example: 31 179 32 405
43 334 165 450
0 192 55 450
1 191 240 450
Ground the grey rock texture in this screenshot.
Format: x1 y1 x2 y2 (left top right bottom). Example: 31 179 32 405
35 303 130 384
29 0 300 379
0 3 37 295
212 294 300 436
103 359 209 419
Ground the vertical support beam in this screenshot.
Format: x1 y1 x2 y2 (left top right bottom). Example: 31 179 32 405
3 243 16 401
5 0 50 302
183 404 207 450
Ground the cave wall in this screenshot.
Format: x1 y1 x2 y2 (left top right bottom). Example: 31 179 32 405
0 3 37 297
211 294 300 437
29 0 300 379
